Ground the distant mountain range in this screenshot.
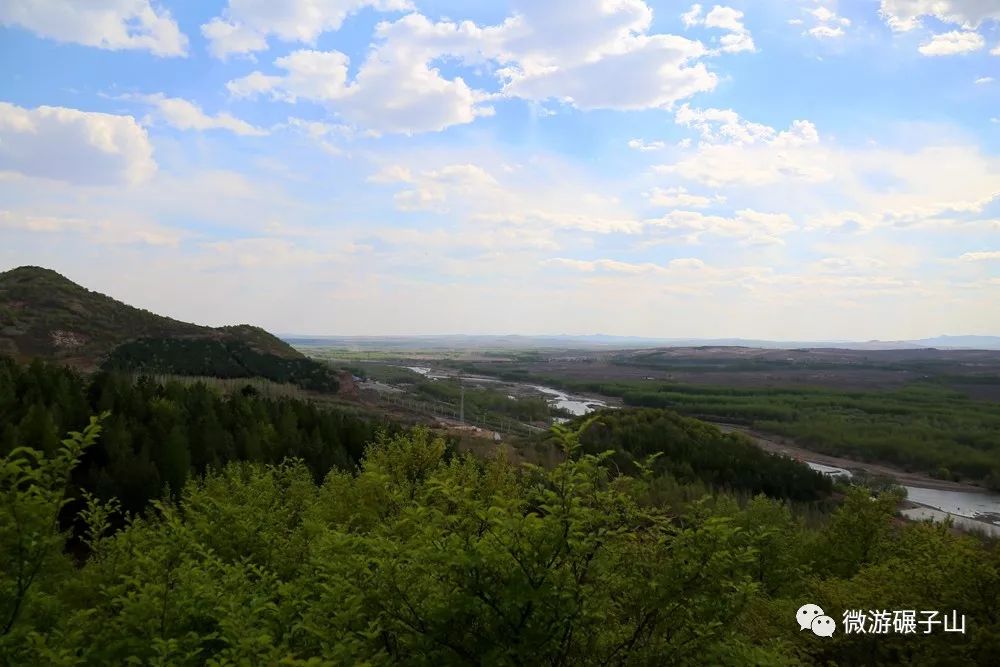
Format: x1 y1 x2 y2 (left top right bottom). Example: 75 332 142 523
283 334 1000 351
0 266 340 391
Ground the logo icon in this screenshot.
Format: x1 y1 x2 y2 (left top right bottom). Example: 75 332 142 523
797 603 837 637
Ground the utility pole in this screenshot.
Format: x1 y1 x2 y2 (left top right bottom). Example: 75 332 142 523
459 381 465 423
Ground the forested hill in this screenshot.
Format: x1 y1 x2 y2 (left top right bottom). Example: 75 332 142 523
0 266 299 362
0 266 339 391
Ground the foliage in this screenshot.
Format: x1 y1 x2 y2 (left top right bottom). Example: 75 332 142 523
530 378 1000 487
103 338 341 392
2 420 998 665
411 377 556 422
564 408 833 501
1 415 105 638
0 357 389 517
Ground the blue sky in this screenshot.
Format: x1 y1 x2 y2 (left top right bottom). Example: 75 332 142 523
1 0 998 339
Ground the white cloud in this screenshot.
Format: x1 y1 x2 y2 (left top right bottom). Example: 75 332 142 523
880 0 1000 32
797 5 851 39
659 106 1000 239
369 158 645 235
646 208 797 242
644 186 722 208
227 40 494 135
201 0 413 59
814 256 888 274
0 0 187 56
0 102 156 185
227 2 739 132
661 105 826 186
200 238 346 268
388 164 499 212
284 117 351 139
0 209 181 246
127 94 268 136
492 0 721 108
918 30 985 56
880 1 999 56
681 4 756 53
682 5 703 28
544 257 711 278
498 35 718 109
959 250 1000 262
976 76 995 84
809 25 845 38
628 139 667 152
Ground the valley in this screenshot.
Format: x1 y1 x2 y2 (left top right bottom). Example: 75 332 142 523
293 343 1000 533
4 267 1000 664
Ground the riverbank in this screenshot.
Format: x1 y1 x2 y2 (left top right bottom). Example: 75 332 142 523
712 422 988 493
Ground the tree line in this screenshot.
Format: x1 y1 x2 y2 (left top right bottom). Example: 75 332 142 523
0 357 389 518
104 337 342 392
529 378 1000 489
567 408 833 502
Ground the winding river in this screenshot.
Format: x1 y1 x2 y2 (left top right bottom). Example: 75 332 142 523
403 366 1000 534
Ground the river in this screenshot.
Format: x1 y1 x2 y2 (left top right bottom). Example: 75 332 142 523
803 459 1000 536
405 367 607 416
403 366 1000 534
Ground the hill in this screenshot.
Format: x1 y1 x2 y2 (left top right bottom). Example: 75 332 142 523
0 266 338 391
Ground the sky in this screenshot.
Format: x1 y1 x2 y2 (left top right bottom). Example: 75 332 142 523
0 0 998 340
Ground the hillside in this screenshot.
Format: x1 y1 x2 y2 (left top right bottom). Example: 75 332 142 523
0 266 338 391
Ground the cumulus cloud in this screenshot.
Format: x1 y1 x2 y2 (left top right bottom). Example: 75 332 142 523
0 0 187 56
226 1 741 133
918 30 985 55
226 31 496 135
499 35 717 109
0 102 156 185
680 4 756 53
880 1 999 56
127 94 268 136
803 5 851 38
880 0 1000 32
657 105 1000 239
201 0 413 59
660 105 826 186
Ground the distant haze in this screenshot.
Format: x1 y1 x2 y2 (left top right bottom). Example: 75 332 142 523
282 334 1000 351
